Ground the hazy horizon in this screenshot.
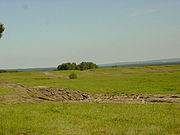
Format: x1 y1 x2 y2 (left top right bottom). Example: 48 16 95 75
1 0 180 69
1 57 180 70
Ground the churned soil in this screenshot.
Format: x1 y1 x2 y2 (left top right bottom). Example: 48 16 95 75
0 81 179 104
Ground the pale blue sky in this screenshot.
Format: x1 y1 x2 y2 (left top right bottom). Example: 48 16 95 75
0 0 180 68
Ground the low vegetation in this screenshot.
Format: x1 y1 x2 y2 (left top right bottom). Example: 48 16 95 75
0 64 179 134
0 64 179 94
0 103 179 135
69 73 78 79
0 87 15 95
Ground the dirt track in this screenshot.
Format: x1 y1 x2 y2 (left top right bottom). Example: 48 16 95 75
0 81 180 104
85 70 127 76
43 72 69 79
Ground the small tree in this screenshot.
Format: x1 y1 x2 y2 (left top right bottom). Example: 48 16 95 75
0 24 5 38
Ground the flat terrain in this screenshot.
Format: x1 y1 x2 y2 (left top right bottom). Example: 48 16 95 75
0 64 179 94
0 64 180 134
0 103 179 135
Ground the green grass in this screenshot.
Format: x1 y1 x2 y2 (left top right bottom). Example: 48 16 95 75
148 65 180 70
0 87 15 95
0 65 179 135
94 64 180 74
0 65 179 94
0 103 179 135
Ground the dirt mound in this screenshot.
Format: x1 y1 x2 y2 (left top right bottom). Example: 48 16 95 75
26 86 89 102
0 81 180 104
0 81 89 104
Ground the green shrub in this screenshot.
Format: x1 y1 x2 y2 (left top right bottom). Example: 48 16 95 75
69 73 77 79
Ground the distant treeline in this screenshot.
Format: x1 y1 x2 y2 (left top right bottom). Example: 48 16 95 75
57 62 98 71
0 70 19 73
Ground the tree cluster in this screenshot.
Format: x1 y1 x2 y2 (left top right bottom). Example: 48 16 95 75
57 62 98 71
0 24 5 38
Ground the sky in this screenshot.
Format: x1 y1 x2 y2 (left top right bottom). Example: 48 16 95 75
0 0 180 69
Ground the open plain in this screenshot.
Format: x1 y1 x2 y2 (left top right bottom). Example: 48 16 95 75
0 65 180 134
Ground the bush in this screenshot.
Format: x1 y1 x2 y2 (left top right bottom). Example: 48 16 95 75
69 73 77 79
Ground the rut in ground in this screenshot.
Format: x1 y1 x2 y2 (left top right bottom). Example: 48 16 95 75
0 81 180 104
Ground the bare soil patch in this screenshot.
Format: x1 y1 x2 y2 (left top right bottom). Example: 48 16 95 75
0 81 179 104
43 72 69 79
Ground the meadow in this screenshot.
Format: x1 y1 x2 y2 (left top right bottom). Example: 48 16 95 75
0 64 179 94
0 64 180 135
0 103 179 135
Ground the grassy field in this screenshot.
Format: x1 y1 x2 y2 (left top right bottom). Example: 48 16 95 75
0 103 179 135
0 87 15 96
0 65 179 135
0 65 179 94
